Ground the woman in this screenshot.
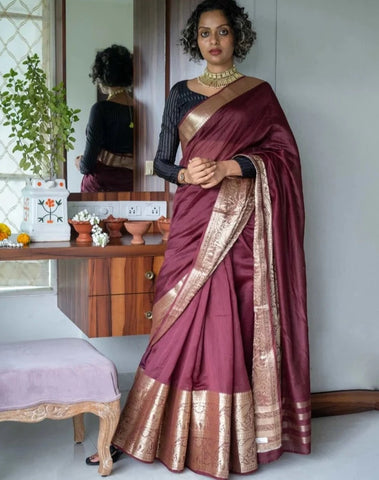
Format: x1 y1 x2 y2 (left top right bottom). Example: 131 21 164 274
87 1 310 478
75 44 134 192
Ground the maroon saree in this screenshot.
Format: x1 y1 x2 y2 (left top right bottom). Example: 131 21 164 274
113 77 310 479
80 150 134 192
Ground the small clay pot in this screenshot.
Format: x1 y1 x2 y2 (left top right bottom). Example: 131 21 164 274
69 220 93 243
103 215 127 238
157 216 171 241
124 221 152 245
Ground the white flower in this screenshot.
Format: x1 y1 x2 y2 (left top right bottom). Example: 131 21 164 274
91 224 109 247
72 209 99 225
71 210 108 247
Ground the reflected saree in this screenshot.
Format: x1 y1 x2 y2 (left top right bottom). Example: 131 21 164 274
113 77 310 479
80 150 134 192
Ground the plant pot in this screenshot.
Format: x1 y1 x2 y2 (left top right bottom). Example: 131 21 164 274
69 220 93 243
20 178 70 242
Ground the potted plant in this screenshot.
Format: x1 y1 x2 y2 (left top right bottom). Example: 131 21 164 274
0 54 80 241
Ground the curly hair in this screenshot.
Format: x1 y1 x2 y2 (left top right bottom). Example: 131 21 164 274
89 44 133 87
180 0 256 62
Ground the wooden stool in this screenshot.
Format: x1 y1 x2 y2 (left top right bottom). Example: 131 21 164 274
0 338 121 476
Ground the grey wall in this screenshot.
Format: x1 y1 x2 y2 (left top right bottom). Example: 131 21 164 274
2 0 378 393
274 0 379 391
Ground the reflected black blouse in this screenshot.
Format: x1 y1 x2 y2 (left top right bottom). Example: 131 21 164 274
79 101 133 175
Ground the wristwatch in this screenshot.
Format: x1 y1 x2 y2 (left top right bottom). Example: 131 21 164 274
178 169 187 184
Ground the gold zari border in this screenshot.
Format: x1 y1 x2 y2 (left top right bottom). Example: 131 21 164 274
179 77 264 149
113 368 258 479
250 155 282 452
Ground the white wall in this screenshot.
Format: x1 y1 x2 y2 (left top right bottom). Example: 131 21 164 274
241 0 379 391
2 0 379 393
274 0 379 391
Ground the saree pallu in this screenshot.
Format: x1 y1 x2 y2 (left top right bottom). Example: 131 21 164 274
113 78 310 479
80 149 133 192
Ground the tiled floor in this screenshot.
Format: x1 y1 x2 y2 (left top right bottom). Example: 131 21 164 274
1 407 378 479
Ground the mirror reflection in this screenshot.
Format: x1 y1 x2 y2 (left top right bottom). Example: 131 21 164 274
74 44 134 192
65 0 134 193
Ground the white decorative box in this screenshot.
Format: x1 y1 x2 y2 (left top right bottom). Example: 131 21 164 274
20 178 71 242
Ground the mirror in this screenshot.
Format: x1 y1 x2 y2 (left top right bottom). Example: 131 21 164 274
64 0 134 193
58 0 167 195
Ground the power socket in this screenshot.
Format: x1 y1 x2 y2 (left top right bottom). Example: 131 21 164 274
120 201 167 220
68 201 167 221
126 204 142 216
143 203 161 217
145 161 154 176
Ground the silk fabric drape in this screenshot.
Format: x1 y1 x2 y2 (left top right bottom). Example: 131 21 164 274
113 78 310 479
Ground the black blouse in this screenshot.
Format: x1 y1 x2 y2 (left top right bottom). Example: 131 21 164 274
79 101 133 175
153 80 256 185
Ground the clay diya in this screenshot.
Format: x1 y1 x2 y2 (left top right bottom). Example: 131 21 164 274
103 215 127 238
124 220 152 245
68 220 93 243
157 216 171 241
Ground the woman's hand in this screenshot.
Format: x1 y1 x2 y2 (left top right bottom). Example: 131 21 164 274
200 159 243 189
75 155 82 170
185 157 216 185
182 158 243 188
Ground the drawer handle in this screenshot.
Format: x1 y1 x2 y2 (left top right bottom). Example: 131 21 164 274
144 311 153 320
145 270 155 280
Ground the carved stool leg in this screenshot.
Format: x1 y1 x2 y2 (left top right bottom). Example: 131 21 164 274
97 400 121 476
73 413 85 443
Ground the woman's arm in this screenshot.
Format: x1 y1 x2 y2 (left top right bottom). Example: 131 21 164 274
153 86 183 184
79 103 104 175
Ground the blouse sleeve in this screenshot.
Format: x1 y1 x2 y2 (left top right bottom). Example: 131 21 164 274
153 85 182 185
79 103 104 175
234 156 256 178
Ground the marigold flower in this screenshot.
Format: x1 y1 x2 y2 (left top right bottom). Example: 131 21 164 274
0 223 11 237
17 233 31 245
0 231 8 241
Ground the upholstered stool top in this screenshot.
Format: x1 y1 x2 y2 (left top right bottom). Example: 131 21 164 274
0 338 120 412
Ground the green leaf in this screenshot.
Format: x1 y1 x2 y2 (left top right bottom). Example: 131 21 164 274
0 53 80 179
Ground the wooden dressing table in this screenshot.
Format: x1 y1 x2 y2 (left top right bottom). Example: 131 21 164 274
1 235 166 338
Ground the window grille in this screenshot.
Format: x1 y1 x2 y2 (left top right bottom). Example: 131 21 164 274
0 0 54 291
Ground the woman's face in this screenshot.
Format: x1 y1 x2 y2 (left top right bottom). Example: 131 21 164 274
197 9 235 72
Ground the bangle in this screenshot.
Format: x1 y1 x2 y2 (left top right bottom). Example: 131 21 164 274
178 169 187 184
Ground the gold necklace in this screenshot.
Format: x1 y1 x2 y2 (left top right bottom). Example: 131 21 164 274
107 88 126 100
197 65 243 88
